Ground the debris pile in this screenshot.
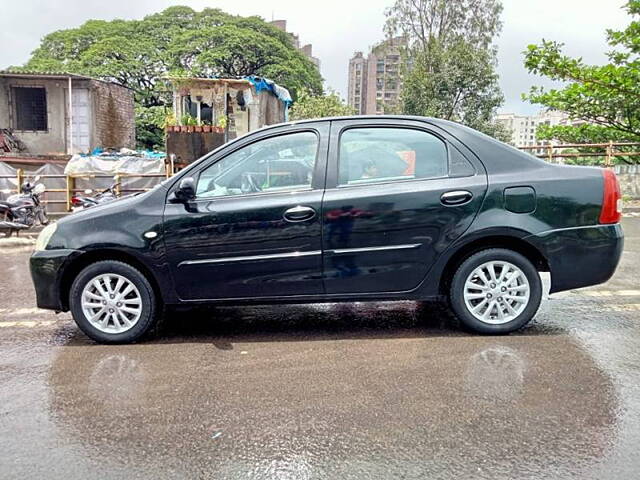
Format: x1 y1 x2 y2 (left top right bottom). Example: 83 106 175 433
0 129 26 153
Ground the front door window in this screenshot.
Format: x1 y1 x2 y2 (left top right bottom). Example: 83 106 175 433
196 131 319 198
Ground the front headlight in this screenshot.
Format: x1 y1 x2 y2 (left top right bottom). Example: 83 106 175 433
35 223 57 251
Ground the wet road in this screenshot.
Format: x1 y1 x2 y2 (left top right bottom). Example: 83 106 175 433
1 219 639 479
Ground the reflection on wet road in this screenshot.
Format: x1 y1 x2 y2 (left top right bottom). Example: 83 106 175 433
0 218 639 479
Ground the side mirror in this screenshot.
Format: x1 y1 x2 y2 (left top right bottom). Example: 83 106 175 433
171 177 196 203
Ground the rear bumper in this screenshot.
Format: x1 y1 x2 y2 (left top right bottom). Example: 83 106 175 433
526 223 623 294
30 249 82 311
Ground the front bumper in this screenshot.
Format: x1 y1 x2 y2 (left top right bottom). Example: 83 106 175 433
526 223 624 294
30 249 82 311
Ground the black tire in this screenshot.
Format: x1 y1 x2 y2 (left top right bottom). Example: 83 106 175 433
449 248 542 334
69 260 158 344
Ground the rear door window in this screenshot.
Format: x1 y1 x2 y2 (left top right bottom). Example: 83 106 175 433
338 127 448 186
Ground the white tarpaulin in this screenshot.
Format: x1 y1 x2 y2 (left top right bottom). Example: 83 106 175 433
65 154 165 176
0 162 18 199
0 163 67 212
65 154 167 197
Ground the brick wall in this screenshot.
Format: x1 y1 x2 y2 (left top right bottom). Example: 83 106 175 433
90 80 135 149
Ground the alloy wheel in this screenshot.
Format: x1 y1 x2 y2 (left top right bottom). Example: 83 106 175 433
463 261 530 325
81 273 143 334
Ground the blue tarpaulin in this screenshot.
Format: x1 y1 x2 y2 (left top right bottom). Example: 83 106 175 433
246 75 292 121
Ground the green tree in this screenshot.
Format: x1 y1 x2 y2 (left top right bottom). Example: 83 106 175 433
402 40 509 140
289 90 354 120
15 6 323 147
385 0 508 141
384 0 503 50
523 0 640 144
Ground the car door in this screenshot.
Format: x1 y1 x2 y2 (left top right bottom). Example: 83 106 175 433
322 118 487 295
163 123 329 300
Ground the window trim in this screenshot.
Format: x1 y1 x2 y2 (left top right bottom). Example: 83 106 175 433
191 129 321 201
335 125 451 189
10 85 48 132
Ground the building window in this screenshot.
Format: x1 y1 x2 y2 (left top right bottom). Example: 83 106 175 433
12 87 47 131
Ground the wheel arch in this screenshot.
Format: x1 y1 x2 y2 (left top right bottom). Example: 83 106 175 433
59 249 164 311
438 235 550 296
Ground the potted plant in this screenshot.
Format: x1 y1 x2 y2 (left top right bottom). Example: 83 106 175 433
211 115 227 134
163 113 178 132
202 121 212 133
181 115 198 133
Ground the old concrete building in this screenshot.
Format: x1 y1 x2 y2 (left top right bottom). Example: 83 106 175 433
167 77 290 165
348 37 405 115
0 72 135 156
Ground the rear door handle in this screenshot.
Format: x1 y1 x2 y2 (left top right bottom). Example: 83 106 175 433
283 205 316 222
441 190 473 206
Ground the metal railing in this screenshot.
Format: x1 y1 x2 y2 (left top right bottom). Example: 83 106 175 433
0 164 173 213
518 141 640 166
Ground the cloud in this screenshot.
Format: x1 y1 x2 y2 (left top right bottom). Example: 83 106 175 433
0 0 632 114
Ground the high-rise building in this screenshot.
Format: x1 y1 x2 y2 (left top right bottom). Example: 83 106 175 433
270 20 320 69
347 37 405 115
348 52 367 114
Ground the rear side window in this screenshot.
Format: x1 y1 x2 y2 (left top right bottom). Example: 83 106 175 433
338 127 448 186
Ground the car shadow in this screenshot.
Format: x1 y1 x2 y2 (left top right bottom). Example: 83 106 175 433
58 301 565 347
155 301 565 346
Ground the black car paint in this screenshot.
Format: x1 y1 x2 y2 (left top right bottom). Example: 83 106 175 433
30 116 624 311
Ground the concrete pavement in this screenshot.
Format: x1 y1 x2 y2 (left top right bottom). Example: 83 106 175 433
0 219 639 479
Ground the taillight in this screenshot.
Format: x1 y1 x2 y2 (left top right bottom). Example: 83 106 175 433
71 196 82 205
599 169 622 224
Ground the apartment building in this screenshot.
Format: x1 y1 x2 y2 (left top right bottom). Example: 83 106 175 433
496 110 570 147
347 37 404 115
270 20 320 69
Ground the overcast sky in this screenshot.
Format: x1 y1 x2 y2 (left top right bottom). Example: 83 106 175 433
0 0 631 114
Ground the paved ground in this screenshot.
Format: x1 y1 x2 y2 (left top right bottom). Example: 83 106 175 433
0 219 639 480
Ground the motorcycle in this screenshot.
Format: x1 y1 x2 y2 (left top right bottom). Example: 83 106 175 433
71 183 119 212
0 177 49 236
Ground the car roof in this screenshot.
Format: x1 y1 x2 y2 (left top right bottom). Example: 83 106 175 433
279 114 440 127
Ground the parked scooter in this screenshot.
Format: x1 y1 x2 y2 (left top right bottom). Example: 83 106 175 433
0 177 49 236
71 183 119 212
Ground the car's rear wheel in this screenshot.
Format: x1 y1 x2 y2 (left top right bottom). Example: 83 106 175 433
69 261 158 343
449 248 542 333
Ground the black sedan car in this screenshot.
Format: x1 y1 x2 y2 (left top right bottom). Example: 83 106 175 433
30 116 624 343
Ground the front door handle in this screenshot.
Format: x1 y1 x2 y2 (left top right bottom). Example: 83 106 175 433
283 205 316 222
441 190 473 206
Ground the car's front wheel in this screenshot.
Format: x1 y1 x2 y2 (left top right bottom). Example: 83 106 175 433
69 260 159 343
449 248 542 334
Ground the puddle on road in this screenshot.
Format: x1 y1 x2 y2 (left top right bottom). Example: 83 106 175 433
32 304 620 480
